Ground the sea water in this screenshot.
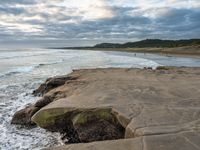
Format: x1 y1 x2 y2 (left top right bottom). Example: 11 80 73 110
0 48 200 150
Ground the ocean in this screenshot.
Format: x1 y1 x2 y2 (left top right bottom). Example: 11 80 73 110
1 48 200 150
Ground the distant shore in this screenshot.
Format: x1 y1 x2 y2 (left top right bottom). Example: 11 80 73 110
55 46 200 59
53 39 200 58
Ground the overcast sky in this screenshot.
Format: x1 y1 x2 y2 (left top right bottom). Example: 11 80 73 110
0 0 200 47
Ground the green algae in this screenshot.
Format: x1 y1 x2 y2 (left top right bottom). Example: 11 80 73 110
32 107 120 130
72 108 116 126
32 107 75 128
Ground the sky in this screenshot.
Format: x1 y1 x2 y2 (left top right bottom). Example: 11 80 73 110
0 0 200 47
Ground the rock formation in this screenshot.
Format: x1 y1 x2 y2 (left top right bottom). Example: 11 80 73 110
12 67 200 150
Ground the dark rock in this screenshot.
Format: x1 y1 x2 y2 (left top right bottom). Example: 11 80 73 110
156 66 171 70
11 105 40 126
144 67 153 70
34 96 53 108
33 75 78 96
74 119 124 143
60 121 81 144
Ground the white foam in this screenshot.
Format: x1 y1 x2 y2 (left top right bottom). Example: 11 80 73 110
0 82 61 150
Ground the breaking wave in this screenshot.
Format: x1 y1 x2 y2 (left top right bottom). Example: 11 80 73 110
0 60 65 78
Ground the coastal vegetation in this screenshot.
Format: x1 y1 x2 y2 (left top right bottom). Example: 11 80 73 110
93 39 200 48
59 39 200 56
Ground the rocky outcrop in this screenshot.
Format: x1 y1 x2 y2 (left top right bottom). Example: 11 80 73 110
12 74 79 127
12 67 200 149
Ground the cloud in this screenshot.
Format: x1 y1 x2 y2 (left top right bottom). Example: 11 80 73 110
0 0 200 47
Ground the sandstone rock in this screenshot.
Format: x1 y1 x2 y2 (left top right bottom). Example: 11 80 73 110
44 138 143 150
45 131 200 150
23 67 200 149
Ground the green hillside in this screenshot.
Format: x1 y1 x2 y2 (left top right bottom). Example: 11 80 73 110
94 39 200 48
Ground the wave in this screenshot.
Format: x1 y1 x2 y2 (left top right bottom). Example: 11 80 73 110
36 59 64 68
0 49 63 60
0 53 43 60
0 66 36 78
0 59 65 78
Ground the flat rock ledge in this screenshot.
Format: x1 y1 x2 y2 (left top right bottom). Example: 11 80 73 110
12 67 200 150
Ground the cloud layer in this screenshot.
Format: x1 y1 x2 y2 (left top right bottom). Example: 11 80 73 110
0 0 200 47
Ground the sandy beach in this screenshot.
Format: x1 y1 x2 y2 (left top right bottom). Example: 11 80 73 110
73 45 200 58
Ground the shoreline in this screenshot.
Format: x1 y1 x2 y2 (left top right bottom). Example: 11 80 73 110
11 66 200 150
55 46 200 59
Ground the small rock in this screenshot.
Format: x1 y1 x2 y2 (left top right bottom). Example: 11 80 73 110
11 105 40 126
34 96 53 108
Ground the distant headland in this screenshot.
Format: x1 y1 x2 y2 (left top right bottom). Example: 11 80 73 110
54 39 200 57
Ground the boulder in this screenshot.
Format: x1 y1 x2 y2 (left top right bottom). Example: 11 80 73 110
34 96 53 108
11 105 40 126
